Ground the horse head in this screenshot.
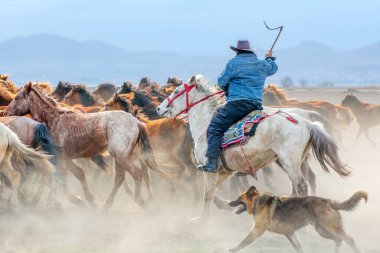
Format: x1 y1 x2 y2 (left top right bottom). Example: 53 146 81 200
341 94 359 108
5 82 33 116
53 81 73 101
263 84 284 106
156 74 209 118
93 83 117 101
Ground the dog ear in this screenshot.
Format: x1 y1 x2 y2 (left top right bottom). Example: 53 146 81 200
24 82 33 94
247 186 257 198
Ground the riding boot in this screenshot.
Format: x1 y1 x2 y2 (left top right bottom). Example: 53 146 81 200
197 157 218 173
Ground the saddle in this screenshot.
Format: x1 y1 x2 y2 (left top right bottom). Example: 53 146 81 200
221 110 267 149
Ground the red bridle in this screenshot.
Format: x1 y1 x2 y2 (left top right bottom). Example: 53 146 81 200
166 83 225 117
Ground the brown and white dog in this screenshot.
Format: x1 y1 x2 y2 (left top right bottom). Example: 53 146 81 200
228 186 367 253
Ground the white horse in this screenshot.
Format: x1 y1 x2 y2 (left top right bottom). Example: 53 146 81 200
157 75 350 221
0 123 55 207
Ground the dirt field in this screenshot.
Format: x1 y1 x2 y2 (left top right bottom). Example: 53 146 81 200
1 87 379 253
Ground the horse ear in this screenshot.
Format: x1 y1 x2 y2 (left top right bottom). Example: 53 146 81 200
24 82 33 94
246 186 258 198
189 75 196 85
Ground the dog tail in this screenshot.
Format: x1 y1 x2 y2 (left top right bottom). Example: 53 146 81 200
331 191 368 211
307 121 351 176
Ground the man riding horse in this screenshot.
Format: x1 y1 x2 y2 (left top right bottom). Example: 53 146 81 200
198 40 278 173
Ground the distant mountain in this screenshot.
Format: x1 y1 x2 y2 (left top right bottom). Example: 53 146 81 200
0 34 379 86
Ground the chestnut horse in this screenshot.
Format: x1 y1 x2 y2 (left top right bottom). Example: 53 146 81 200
5 83 157 210
63 84 104 107
263 85 338 124
341 94 380 147
105 93 200 201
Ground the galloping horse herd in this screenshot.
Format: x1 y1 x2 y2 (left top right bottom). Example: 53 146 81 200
0 73 379 252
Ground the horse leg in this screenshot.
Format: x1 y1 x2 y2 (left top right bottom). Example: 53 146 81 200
65 159 97 208
139 159 153 200
122 177 134 198
30 173 47 206
278 158 308 196
185 161 200 204
213 169 234 211
0 159 21 208
192 171 218 222
103 162 126 211
301 159 316 195
262 166 275 191
125 162 145 208
363 128 377 148
229 175 242 199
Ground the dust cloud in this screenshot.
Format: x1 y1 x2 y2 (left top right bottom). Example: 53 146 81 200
1 88 379 253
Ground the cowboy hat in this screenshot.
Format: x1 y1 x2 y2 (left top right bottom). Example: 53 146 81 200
230 40 254 53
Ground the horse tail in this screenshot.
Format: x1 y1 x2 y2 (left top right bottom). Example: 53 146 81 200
308 112 334 138
5 124 55 174
331 191 368 211
137 123 158 171
33 123 58 165
306 121 351 176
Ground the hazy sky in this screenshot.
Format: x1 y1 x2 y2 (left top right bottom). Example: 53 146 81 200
1 0 379 55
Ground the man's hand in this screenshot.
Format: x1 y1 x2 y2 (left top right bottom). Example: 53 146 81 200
265 51 273 58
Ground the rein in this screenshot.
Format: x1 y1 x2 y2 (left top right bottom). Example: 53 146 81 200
166 83 224 117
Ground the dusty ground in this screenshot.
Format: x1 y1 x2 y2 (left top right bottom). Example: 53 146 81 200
1 87 379 253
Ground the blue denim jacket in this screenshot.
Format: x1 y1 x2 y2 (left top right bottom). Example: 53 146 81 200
218 54 278 103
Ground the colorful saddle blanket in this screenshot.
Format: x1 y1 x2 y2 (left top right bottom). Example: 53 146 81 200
221 110 268 148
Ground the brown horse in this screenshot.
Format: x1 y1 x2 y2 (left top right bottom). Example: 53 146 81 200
117 87 162 119
93 82 117 102
5 82 158 210
63 84 104 107
263 85 338 124
104 93 200 201
52 81 73 102
341 94 380 147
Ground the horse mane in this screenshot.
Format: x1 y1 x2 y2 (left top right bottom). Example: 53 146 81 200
188 75 225 107
53 81 73 101
72 84 100 106
35 82 53 95
0 84 15 101
131 90 160 107
119 81 134 94
110 94 149 122
57 81 73 89
149 87 167 102
166 77 182 87
29 84 74 121
0 79 18 94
